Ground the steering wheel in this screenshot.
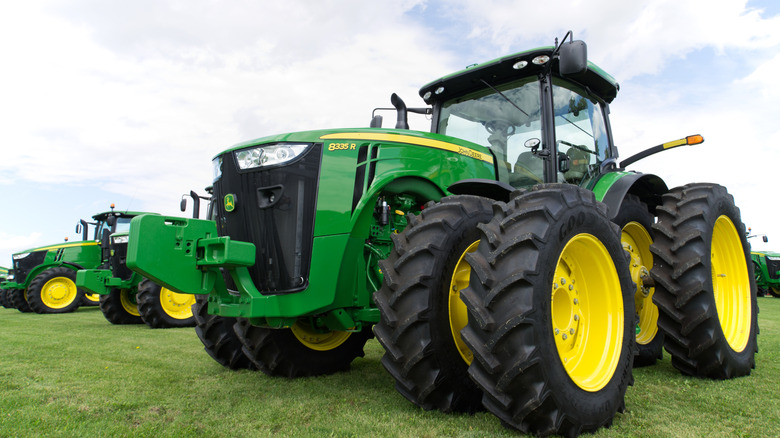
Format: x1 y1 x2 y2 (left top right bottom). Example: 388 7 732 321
484 119 516 136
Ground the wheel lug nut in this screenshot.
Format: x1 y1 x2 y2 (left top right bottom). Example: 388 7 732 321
573 299 579 305
562 333 568 340
554 328 560 335
574 315 579 321
570 328 574 335
561 278 566 285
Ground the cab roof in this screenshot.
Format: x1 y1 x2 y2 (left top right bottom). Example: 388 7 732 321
91 210 148 221
419 46 619 104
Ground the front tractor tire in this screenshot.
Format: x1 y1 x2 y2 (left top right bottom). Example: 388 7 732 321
651 183 758 379
82 292 101 306
136 279 196 328
460 184 635 437
612 195 664 367
8 289 32 313
99 288 144 325
373 195 493 413
27 267 83 314
193 294 256 370
234 318 373 377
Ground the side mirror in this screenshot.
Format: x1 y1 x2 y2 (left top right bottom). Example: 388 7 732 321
106 215 116 228
180 197 187 212
75 222 82 234
559 40 588 77
764 235 769 243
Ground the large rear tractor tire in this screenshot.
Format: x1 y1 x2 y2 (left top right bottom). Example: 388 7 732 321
0 289 8 308
99 288 144 324
651 183 757 378
612 194 664 367
27 268 83 314
461 184 635 437
8 289 32 312
136 279 196 328
193 294 256 370
234 318 373 377
373 195 493 413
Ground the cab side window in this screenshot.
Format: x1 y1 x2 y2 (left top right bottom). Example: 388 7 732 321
551 79 611 186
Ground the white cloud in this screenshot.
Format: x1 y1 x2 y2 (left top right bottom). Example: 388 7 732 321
0 232 45 255
0 0 779 263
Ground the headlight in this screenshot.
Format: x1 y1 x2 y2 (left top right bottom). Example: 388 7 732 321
112 235 129 244
767 256 780 261
12 253 30 260
212 156 222 181
234 143 311 170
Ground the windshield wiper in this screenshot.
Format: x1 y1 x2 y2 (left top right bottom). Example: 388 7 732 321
479 79 530 118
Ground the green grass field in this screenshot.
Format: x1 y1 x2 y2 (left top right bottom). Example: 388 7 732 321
1 298 778 437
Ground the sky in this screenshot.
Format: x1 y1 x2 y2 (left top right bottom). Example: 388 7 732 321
1 0 779 266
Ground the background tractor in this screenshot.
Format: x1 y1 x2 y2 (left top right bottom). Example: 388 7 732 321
0 266 9 308
125 34 757 436
752 250 780 297
0 207 142 314
76 193 208 327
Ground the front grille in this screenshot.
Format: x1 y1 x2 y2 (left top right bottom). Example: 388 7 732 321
110 241 133 280
766 257 780 280
13 250 47 284
213 143 322 293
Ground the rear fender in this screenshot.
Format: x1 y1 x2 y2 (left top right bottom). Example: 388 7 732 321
593 172 668 219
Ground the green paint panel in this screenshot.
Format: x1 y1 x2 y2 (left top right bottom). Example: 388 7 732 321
127 215 220 295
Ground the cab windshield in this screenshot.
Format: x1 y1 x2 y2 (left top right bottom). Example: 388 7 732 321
93 217 133 240
437 76 612 188
438 77 544 188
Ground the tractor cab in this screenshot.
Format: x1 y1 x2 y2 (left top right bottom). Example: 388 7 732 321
418 37 619 190
76 207 147 264
76 207 143 242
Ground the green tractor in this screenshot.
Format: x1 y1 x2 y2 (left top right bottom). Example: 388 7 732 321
0 207 143 314
125 34 757 436
76 194 205 327
751 250 780 297
0 266 9 308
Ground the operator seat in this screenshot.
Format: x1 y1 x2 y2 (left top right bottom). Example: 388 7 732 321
515 152 543 177
564 148 589 184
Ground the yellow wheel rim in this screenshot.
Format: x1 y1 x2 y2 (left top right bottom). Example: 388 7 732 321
120 289 141 316
621 222 658 345
552 234 624 392
449 240 479 364
291 321 351 351
84 293 100 304
40 276 79 309
159 287 195 320
711 216 751 352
